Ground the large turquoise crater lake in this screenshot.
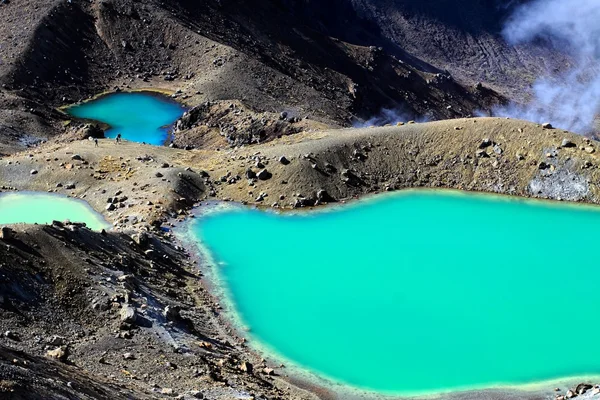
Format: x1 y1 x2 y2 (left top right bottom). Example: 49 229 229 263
189 190 600 395
65 92 186 145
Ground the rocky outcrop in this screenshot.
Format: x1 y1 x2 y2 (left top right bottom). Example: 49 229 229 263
174 101 323 148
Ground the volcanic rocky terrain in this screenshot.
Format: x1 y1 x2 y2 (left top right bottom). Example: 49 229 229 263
1 1 598 399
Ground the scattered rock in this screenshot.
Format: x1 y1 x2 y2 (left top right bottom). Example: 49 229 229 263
278 156 290 165
123 352 135 360
117 274 133 283
48 335 66 346
561 139 576 148
155 172 164 178
163 305 180 321
239 361 253 374
245 169 256 179
476 149 489 158
316 189 333 202
352 149 367 161
479 138 492 149
324 162 336 173
46 346 68 362
4 331 19 341
542 122 554 129
30 169 38 175
538 162 550 170
340 168 360 184
0 227 13 240
584 146 595 154
120 305 137 324
133 232 149 248
256 169 272 180
161 388 176 396
165 361 177 370
576 383 593 395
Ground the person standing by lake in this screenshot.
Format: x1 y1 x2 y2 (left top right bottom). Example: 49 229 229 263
116 133 122 144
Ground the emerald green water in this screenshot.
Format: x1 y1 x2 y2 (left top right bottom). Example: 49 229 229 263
65 92 186 145
0 192 110 231
190 191 600 395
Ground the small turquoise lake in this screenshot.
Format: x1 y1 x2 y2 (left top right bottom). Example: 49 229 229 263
188 190 600 395
0 192 110 231
65 92 186 145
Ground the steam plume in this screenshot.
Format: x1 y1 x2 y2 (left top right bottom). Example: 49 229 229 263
494 0 600 134
354 108 428 128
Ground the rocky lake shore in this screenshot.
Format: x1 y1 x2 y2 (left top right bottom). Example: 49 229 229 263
2 117 600 399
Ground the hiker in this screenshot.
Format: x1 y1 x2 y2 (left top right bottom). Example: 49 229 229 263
94 138 99 147
116 133 122 144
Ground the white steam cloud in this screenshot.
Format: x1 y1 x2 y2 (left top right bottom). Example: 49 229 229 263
354 108 429 128
494 0 600 134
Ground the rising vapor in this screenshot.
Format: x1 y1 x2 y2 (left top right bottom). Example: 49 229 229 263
494 0 600 134
354 108 429 128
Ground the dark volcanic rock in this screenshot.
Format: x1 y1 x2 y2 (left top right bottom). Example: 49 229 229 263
257 169 272 180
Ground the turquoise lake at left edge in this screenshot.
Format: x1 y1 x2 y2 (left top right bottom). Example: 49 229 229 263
0 192 111 231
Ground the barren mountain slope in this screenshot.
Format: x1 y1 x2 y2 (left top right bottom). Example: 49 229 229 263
346 0 567 98
0 0 510 154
